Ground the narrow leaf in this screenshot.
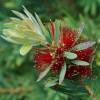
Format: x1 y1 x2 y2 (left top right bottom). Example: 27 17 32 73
54 20 60 45
35 13 47 33
37 66 51 82
45 79 58 88
20 44 33 56
72 60 89 66
23 6 44 37
59 63 66 84
75 23 84 42
1 35 21 44
23 6 38 25
10 17 21 22
72 41 96 51
12 10 27 20
35 13 51 43
64 52 77 59
78 22 84 34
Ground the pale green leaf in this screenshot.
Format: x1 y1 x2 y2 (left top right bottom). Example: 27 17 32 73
10 17 21 22
23 6 44 37
34 13 46 33
20 44 33 56
23 6 38 25
72 41 96 51
54 20 60 46
2 28 46 45
3 29 21 38
12 10 27 20
72 60 89 66
78 22 84 34
59 63 66 84
75 23 84 43
2 35 32 44
37 66 51 82
45 79 58 88
34 13 51 43
4 22 19 28
1 35 22 44
64 52 77 59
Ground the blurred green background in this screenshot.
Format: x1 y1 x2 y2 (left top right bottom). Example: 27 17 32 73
0 0 100 100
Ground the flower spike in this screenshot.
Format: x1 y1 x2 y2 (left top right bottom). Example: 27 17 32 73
1 7 96 87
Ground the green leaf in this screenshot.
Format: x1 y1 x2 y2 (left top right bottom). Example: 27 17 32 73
1 35 22 44
64 52 77 59
37 66 51 82
23 6 45 38
3 29 21 38
34 13 51 43
72 41 96 51
78 23 84 33
54 20 60 46
2 35 37 45
2 27 47 45
72 60 89 66
34 13 47 33
75 23 84 43
20 44 33 56
59 63 67 85
84 2 90 14
91 2 96 16
45 79 58 88
12 10 27 20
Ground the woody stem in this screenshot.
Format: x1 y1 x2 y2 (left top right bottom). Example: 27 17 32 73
80 80 96 100
0 86 33 94
85 85 96 100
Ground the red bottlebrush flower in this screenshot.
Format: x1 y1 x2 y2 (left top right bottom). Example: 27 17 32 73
74 48 94 62
65 65 92 79
59 28 78 49
78 66 92 77
65 65 79 79
51 55 64 74
34 50 52 71
0 5 95 81
34 22 95 81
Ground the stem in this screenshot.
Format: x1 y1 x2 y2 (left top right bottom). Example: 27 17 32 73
80 80 96 100
0 87 33 94
32 46 55 52
85 85 96 100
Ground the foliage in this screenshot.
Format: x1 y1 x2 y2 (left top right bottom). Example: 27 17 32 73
0 0 100 100
76 0 100 17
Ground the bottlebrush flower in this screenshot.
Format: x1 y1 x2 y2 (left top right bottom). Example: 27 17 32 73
34 22 95 84
1 7 96 85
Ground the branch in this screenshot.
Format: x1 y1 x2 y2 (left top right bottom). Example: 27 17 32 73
0 86 33 94
85 85 96 100
80 80 96 100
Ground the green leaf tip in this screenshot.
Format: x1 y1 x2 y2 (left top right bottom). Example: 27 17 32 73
72 60 89 66
72 41 96 51
45 79 58 88
59 62 67 85
64 52 77 59
54 20 61 46
20 44 33 56
36 66 51 82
